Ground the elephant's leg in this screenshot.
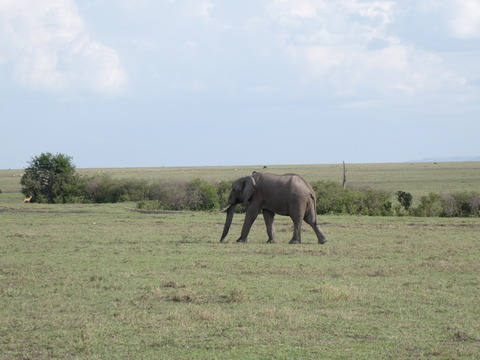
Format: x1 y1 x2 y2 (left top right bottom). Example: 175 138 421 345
262 210 276 243
304 213 328 244
289 215 303 244
237 207 260 243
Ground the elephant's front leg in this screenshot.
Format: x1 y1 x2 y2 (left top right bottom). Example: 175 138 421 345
262 210 276 243
237 207 260 243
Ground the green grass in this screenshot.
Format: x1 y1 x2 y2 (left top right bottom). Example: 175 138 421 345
1 192 479 359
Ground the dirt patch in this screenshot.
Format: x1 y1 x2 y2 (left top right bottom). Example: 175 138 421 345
132 209 185 215
1 207 184 215
406 222 480 229
0 207 93 214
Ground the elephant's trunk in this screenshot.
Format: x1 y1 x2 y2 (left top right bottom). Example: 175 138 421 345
220 204 235 242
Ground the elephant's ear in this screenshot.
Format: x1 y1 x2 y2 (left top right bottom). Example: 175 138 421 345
243 176 256 203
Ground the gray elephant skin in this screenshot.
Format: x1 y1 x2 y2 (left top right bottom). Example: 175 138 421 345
220 172 328 244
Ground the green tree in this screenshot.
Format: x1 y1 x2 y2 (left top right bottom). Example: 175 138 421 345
396 191 413 210
20 153 85 203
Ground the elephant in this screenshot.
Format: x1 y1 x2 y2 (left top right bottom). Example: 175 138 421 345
220 172 328 244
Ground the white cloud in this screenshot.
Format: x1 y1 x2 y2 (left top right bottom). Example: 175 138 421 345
449 0 480 38
265 0 466 95
122 0 152 8
0 0 127 95
182 0 232 29
184 0 213 20
268 0 395 27
399 0 480 45
13 48 69 92
67 36 127 94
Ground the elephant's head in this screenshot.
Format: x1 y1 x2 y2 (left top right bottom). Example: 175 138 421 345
220 176 256 242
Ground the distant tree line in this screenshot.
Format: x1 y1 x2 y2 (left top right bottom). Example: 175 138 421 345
21 153 480 217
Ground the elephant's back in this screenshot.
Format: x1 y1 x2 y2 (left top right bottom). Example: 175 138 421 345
258 172 313 199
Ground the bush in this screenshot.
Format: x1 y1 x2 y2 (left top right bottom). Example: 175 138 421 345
138 179 221 211
85 175 122 203
185 178 219 211
408 191 480 217
410 192 444 217
312 180 345 214
85 176 150 203
20 153 86 203
217 180 234 209
119 178 149 202
312 181 393 216
147 180 188 210
441 191 480 217
361 188 393 216
396 191 413 210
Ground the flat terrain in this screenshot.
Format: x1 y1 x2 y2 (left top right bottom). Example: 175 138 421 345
1 191 479 359
2 162 480 200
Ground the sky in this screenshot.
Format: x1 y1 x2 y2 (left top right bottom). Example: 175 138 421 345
1 0 479 169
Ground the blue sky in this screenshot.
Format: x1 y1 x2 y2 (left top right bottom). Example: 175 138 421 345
1 0 479 169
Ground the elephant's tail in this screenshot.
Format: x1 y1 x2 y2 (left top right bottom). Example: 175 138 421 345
307 192 318 223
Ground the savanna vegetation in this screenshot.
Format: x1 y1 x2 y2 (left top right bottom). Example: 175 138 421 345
1 160 479 359
1 195 479 359
13 154 480 218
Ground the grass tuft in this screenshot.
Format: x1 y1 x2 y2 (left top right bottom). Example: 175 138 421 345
224 288 249 303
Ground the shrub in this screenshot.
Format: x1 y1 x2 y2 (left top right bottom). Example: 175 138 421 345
361 188 393 216
85 175 122 203
407 191 480 217
84 176 150 203
148 180 188 210
185 178 219 211
410 192 444 217
312 181 393 216
312 180 345 214
442 191 480 217
119 178 149 202
396 191 413 210
140 179 221 211
20 153 86 203
217 180 234 208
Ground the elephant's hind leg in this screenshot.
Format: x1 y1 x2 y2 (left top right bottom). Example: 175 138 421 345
289 216 303 244
262 210 276 243
304 214 327 244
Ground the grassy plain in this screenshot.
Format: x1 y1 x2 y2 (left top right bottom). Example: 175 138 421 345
1 163 480 359
1 189 480 359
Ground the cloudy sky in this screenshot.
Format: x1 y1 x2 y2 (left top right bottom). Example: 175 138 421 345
1 0 479 169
